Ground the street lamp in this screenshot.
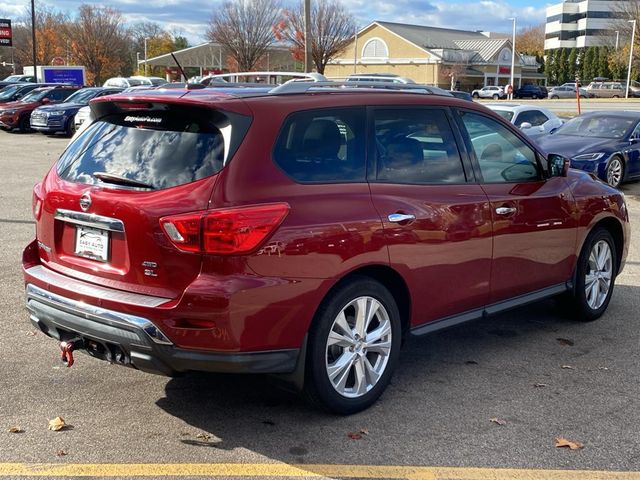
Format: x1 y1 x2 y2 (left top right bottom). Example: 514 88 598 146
627 20 636 99
144 37 149 76
136 52 141 74
509 17 516 99
615 30 620 50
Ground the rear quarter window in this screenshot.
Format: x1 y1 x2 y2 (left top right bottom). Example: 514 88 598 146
273 107 366 183
56 106 250 190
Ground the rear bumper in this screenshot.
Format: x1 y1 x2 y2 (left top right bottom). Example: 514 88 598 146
25 280 300 376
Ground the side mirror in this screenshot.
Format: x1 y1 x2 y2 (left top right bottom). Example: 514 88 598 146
519 122 533 129
630 136 640 144
40 98 50 104
548 154 570 178
549 127 559 135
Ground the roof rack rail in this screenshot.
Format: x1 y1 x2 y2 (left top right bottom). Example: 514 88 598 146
268 81 453 96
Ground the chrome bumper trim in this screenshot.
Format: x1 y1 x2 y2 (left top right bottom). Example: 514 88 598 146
26 283 173 345
55 209 125 233
25 265 171 308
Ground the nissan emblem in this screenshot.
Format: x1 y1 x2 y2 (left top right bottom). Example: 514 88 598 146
79 193 92 212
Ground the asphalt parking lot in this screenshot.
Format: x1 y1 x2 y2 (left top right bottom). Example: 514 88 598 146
0 129 639 479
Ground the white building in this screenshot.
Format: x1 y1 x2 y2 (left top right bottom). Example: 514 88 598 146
545 0 628 50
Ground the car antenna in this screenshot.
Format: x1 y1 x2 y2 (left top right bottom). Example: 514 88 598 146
170 52 188 82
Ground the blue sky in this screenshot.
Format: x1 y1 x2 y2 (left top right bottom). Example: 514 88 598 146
0 0 549 45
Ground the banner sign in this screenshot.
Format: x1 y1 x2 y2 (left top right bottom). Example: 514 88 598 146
43 68 85 86
0 19 11 47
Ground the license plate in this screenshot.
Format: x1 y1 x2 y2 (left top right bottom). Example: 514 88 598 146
75 226 109 262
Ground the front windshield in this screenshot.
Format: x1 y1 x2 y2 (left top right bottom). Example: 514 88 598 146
2 75 21 82
492 110 514 121
64 89 98 104
20 89 48 103
0 84 21 99
555 115 635 139
127 78 150 86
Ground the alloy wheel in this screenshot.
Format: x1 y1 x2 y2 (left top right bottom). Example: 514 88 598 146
325 296 392 398
585 240 613 310
606 158 623 187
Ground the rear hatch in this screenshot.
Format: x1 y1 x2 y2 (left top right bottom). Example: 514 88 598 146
34 97 251 299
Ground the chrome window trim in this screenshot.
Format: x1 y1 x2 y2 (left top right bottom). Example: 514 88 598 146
26 282 172 345
54 208 125 233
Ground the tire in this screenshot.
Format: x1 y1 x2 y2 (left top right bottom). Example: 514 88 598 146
551 95 559 99
65 116 76 137
492 94 499 100
562 228 617 322
472 93 479 99
304 276 401 414
18 115 30 133
606 155 624 188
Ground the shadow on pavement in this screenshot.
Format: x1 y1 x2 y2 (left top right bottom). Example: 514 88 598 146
156 283 640 468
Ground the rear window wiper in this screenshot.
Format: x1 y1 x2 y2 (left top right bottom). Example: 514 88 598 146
93 172 155 189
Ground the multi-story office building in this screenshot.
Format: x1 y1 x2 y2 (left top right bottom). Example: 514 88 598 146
545 0 628 50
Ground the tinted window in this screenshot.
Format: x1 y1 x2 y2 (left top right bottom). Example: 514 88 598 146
57 107 250 190
47 89 74 101
374 108 466 184
516 110 549 127
273 108 365 183
64 89 99 104
459 112 540 183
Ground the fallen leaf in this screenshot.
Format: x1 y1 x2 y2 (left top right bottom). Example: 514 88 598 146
55 450 68 457
598 366 609 371
262 420 276 426
196 433 211 441
561 365 575 370
8 426 24 433
534 383 548 388
555 436 584 450
465 360 478 365
25 331 36 336
48 417 68 432
489 418 507 426
347 432 363 440
359 428 369 436
556 338 574 346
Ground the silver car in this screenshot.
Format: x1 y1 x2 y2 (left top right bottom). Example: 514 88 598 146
548 86 592 99
471 86 506 100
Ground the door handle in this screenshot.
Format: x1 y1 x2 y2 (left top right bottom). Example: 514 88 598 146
388 213 416 223
495 207 517 215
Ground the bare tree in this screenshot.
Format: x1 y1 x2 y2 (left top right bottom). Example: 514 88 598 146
274 0 355 74
63 5 131 85
206 0 281 72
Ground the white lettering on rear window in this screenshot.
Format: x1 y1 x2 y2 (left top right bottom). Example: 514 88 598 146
124 116 162 124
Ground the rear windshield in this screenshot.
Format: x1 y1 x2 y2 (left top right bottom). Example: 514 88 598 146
56 107 250 190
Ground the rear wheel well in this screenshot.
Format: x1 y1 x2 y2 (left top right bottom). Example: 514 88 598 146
589 218 624 273
323 266 411 336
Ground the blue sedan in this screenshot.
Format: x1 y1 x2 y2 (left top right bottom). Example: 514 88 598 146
30 87 123 136
537 111 640 188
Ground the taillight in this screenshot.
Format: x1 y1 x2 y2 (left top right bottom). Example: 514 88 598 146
160 203 289 255
32 182 43 220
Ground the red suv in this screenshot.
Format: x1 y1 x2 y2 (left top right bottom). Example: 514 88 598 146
23 83 630 414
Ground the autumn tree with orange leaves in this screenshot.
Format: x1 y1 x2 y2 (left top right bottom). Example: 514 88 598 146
12 6 69 68
273 0 355 74
62 5 131 85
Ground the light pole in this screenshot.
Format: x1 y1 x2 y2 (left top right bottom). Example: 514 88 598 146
136 52 141 74
627 20 636 99
509 17 516 99
144 37 149 76
303 0 311 72
615 30 620 50
31 0 37 82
